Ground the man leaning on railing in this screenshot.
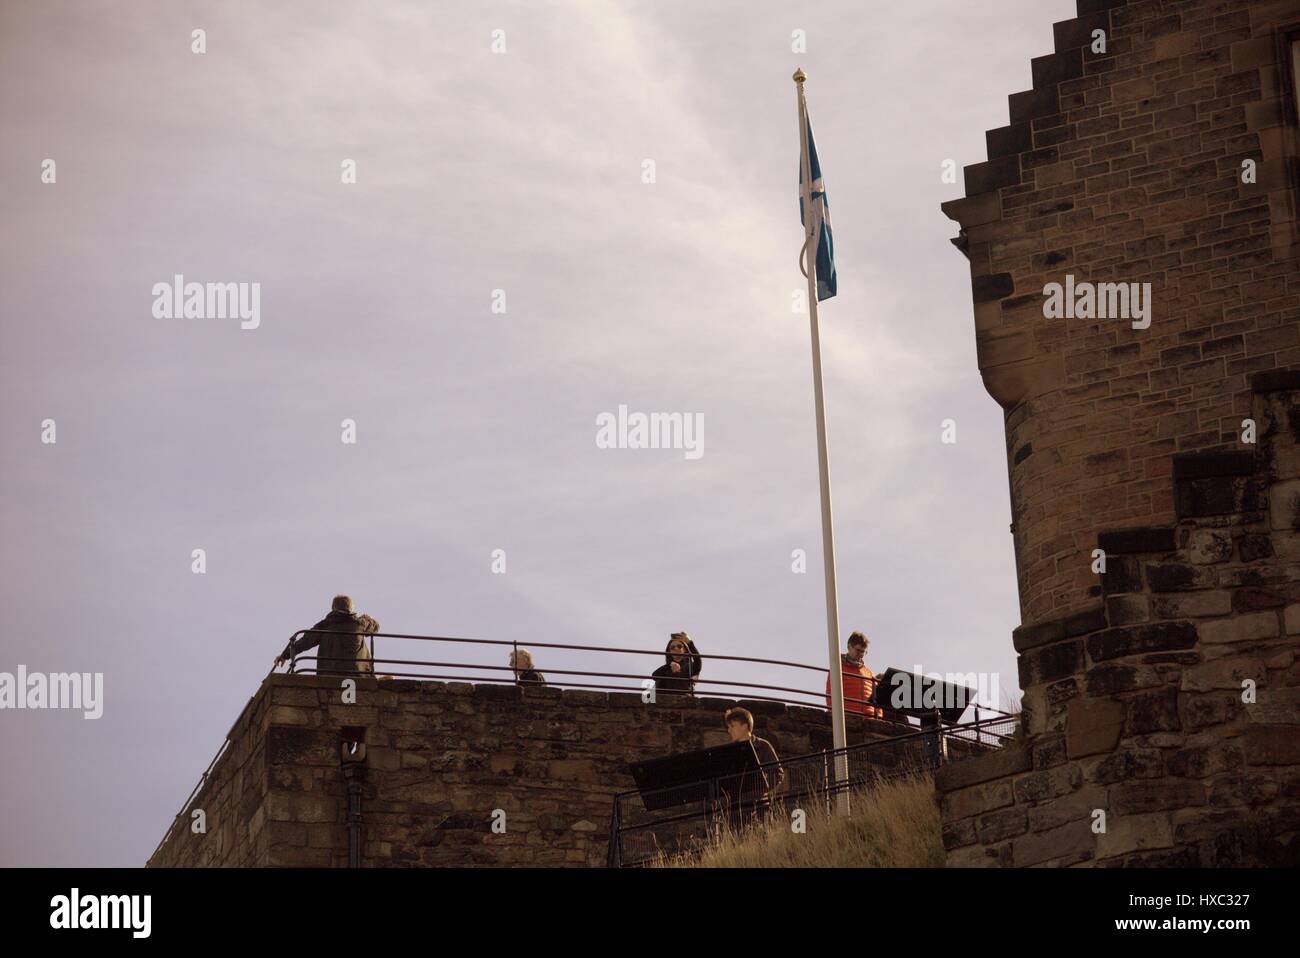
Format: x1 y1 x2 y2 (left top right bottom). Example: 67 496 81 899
274 594 379 676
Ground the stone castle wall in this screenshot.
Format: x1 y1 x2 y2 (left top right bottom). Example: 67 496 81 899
940 0 1300 866
149 674 904 867
943 0 1300 626
937 375 1300 866
148 690 272 867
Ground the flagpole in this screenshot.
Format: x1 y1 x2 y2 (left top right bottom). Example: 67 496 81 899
794 67 849 815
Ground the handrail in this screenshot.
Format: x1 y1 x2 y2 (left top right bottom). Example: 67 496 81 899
298 655 860 708
281 629 1015 719
613 713 1011 808
292 664 860 711
285 629 838 673
146 694 254 866
608 713 1018 866
150 628 1017 865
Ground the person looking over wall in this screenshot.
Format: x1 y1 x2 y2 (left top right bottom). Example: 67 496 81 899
652 632 702 695
825 630 882 719
275 594 378 676
510 648 546 685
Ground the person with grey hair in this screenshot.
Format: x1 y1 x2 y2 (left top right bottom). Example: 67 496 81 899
509 648 546 686
275 595 379 676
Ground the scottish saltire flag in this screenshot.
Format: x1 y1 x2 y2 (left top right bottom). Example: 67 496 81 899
799 118 837 301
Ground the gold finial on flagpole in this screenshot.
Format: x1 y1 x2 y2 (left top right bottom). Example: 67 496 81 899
793 67 806 84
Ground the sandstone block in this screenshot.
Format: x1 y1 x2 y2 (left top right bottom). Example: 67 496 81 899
1096 812 1173 859
1198 612 1280 646
1066 698 1125 758
1112 779 1206 814
1026 784 1107 832
941 779 1015 820
1012 819 1093 867
1015 763 1082 804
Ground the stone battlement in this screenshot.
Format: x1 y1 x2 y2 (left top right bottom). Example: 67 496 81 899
938 372 1300 866
939 0 1300 867
148 673 906 867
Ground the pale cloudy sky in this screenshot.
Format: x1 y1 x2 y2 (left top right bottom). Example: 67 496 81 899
0 0 1076 866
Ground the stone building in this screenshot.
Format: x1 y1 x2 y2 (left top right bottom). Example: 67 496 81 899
938 0 1300 865
147 673 913 867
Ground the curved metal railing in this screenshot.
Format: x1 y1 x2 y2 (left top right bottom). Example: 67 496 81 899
608 713 1019 867
281 629 1005 717
148 628 1017 865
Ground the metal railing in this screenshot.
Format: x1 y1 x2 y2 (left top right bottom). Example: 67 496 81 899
607 713 1018 868
146 695 254 867
148 628 1018 865
283 629 1015 722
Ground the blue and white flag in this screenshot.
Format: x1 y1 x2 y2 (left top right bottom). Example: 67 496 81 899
799 118 837 301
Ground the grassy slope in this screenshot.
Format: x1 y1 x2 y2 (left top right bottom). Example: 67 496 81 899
656 774 945 868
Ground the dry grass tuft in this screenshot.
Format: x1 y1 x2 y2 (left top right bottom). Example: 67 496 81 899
653 773 944 868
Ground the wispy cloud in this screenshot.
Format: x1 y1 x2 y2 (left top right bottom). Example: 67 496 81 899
0 0 1074 865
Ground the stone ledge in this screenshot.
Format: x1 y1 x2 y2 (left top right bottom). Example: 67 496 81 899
1076 0 1129 14
1172 450 1257 480
934 745 1032 793
1096 526 1177 555
1251 368 1300 393
1013 605 1106 653
1053 12 1110 52
972 272 1015 303
1086 621 1198 662
965 156 1022 195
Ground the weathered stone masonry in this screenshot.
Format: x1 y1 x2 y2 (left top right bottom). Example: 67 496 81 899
148 674 904 867
939 0 1300 866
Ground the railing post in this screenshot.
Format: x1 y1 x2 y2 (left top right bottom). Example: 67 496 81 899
823 749 831 817
607 800 621 868
922 709 945 768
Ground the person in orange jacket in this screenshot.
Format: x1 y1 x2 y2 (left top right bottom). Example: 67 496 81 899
825 631 882 719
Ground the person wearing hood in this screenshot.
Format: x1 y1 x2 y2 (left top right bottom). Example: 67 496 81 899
275 595 379 676
651 632 702 695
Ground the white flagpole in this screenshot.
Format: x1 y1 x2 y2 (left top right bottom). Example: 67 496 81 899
794 67 849 815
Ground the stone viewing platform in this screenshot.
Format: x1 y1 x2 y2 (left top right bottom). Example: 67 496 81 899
148 673 920 867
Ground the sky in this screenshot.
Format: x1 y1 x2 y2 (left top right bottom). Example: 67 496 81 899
0 0 1077 866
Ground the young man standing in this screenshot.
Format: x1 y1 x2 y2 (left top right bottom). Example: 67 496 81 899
724 707 786 817
825 631 883 719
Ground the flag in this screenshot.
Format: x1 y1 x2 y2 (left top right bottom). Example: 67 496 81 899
799 117 837 301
